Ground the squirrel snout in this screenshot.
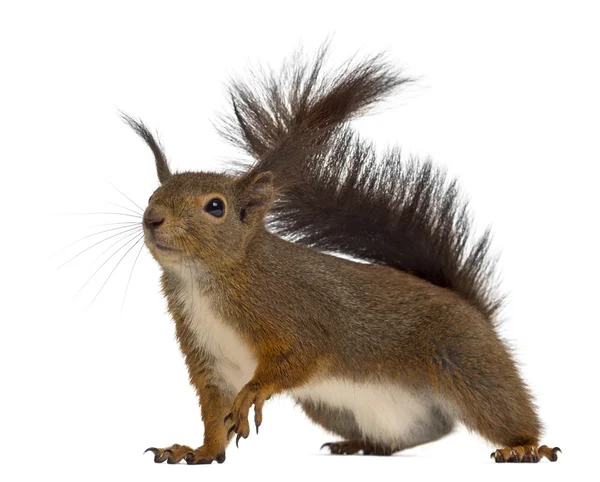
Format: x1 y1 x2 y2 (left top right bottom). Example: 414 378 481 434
143 208 165 230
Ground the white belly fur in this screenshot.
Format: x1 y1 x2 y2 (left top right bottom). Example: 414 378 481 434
292 378 431 446
178 272 430 445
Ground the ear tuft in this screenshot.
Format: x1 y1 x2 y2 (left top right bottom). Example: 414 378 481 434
120 111 172 184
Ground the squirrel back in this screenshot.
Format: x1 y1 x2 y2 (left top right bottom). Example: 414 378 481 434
220 45 502 321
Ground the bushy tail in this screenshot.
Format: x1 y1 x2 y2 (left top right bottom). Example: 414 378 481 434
219 43 410 175
220 45 503 322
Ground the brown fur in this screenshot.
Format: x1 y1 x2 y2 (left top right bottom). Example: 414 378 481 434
122 45 559 464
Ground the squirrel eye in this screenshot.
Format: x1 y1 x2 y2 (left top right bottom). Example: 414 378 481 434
204 198 225 217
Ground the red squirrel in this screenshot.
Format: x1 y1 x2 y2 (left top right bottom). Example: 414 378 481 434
123 46 560 464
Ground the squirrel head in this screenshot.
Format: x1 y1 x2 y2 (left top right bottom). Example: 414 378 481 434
122 114 275 272
144 170 275 271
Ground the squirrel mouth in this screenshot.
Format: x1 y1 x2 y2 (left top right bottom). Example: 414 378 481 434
144 230 179 254
155 242 177 252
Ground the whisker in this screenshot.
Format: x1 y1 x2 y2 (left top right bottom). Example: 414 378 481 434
60 212 142 218
108 202 143 217
178 235 194 310
120 240 146 314
93 228 143 261
74 232 143 300
87 234 145 309
109 182 145 213
59 224 142 268
61 223 142 251
178 235 197 312
188 242 196 311
88 221 142 228
181 225 204 248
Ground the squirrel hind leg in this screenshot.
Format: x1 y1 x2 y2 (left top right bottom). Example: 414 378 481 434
432 330 560 461
300 401 393 455
301 400 455 456
300 400 363 441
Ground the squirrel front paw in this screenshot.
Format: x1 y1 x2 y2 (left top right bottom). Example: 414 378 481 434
224 383 270 447
144 444 225 465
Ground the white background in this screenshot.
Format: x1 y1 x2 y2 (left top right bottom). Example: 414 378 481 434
1 1 598 481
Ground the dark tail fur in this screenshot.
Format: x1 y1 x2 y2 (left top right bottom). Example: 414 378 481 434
219 44 410 174
220 45 503 322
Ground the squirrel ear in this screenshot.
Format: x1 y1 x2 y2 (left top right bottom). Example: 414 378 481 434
237 171 275 223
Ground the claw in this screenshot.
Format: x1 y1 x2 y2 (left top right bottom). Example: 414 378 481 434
538 445 561 462
144 447 172 464
185 452 195 464
322 443 332 451
236 433 242 448
227 425 236 439
255 420 260 434
224 413 233 425
494 450 506 463
152 449 172 463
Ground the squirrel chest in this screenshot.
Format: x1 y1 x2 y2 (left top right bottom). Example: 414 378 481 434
177 273 257 395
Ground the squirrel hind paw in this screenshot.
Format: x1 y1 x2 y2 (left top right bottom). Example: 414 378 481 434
321 440 394 456
491 445 561 463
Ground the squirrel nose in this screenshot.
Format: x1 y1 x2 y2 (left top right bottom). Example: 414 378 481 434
143 208 165 229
